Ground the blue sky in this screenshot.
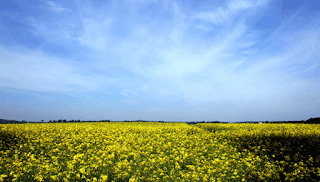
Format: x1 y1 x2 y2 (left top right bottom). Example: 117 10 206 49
0 0 319 122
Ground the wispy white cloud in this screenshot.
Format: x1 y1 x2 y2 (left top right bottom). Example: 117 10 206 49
0 0 319 121
191 0 256 28
46 1 71 14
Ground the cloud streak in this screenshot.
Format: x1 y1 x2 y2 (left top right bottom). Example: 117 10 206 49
0 0 319 122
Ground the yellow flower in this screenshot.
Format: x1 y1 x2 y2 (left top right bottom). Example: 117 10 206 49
80 167 86 174
129 176 138 182
233 171 237 175
34 175 44 182
0 174 8 182
100 174 108 181
51 175 58 181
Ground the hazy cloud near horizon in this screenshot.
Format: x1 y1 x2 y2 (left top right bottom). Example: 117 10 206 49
0 0 319 122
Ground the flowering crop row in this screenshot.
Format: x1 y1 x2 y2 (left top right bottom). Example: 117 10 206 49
0 122 319 181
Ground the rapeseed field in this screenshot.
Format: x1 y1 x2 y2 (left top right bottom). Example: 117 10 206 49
0 122 319 182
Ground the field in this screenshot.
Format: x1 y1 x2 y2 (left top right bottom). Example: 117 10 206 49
0 122 320 182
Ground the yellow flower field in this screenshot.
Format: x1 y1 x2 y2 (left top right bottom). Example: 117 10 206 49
0 122 320 182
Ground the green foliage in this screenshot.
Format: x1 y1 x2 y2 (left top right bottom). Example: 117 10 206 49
0 127 26 151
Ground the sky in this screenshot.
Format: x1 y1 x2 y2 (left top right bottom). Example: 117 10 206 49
0 0 319 123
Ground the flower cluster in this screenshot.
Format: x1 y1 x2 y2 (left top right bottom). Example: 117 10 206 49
0 122 319 181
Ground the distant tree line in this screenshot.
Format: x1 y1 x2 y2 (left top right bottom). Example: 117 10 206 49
48 119 112 123
0 117 319 124
261 117 320 124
